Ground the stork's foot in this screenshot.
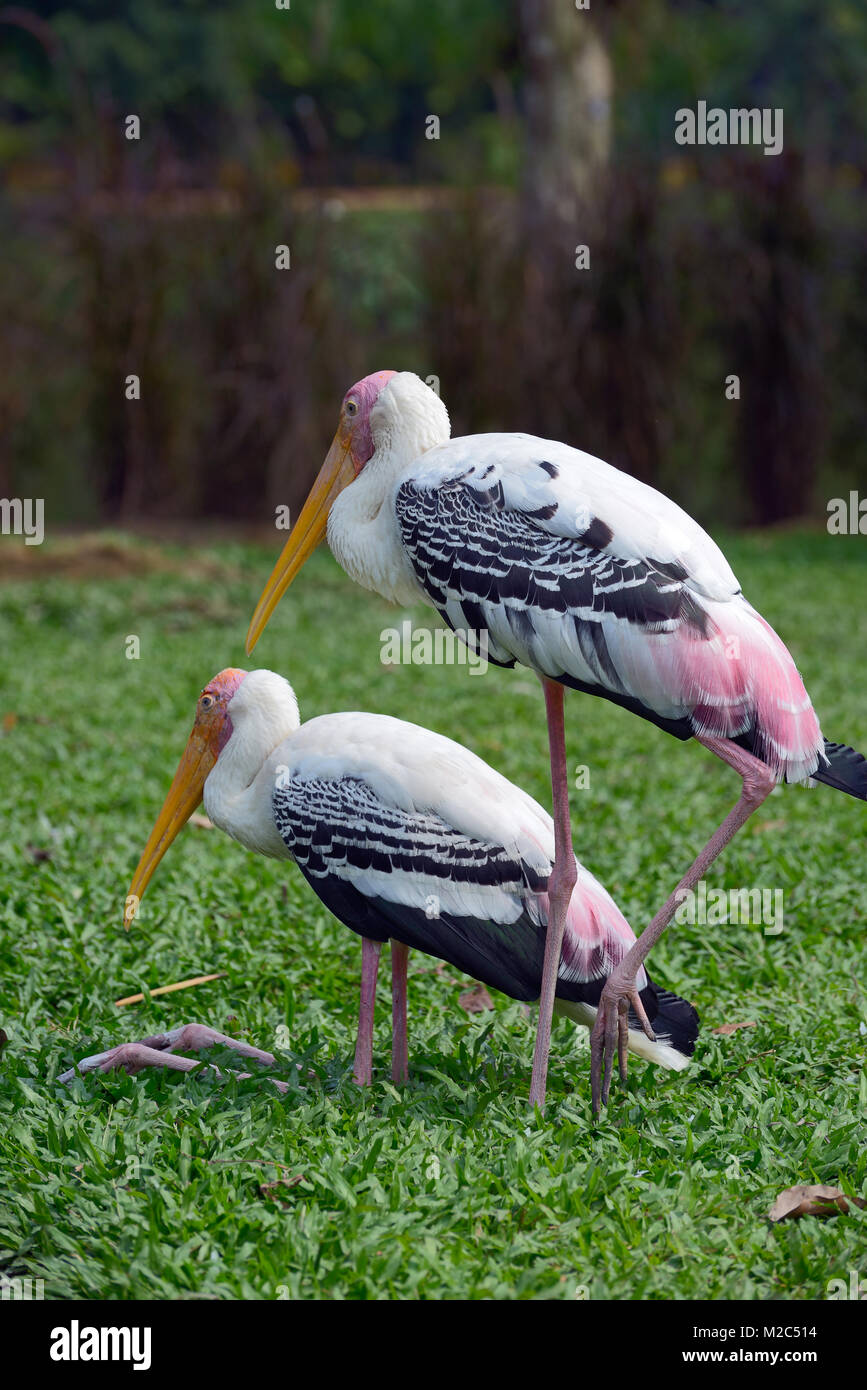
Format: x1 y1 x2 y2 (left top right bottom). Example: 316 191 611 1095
59 1023 289 1093
590 973 656 1117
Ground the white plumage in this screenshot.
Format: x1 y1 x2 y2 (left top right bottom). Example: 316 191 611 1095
247 370 841 1108
323 375 822 784
199 669 696 1071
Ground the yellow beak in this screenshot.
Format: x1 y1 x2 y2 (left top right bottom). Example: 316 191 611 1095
245 430 356 655
124 728 217 929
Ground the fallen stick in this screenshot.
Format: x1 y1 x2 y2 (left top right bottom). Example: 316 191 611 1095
115 972 226 1007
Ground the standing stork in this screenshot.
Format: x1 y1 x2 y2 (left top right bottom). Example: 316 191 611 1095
245 371 867 1113
66 668 698 1094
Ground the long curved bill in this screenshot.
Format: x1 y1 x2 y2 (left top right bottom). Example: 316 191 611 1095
245 431 355 654
124 730 217 930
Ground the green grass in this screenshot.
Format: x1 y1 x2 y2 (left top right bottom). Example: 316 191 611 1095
0 529 865 1300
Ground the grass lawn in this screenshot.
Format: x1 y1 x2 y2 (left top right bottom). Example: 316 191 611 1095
0 528 865 1300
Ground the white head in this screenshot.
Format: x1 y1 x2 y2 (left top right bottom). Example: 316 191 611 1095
222 668 300 748
124 668 300 927
364 371 451 464
246 371 450 652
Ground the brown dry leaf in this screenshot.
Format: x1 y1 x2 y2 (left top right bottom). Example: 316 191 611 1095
2 713 18 732
712 1020 757 1035
459 983 494 1014
190 813 214 829
768 1184 867 1222
753 818 787 833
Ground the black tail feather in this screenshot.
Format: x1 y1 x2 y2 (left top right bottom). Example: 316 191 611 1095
813 739 867 801
639 982 700 1060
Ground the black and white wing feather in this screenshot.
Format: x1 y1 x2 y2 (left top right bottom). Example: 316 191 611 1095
273 769 552 999
393 434 822 780
268 711 698 1062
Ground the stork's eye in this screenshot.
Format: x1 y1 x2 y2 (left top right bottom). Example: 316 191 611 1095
200 693 215 710
345 399 358 418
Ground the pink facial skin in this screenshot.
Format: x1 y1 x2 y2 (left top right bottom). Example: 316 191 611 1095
343 370 397 470
201 667 248 754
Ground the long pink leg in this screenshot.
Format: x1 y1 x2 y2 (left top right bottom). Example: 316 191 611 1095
590 736 776 1114
353 937 382 1086
529 678 578 1109
391 940 410 1084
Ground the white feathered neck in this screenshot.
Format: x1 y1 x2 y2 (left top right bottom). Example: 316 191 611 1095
327 372 450 605
203 669 299 859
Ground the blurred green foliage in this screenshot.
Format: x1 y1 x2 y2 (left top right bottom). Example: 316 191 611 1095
0 0 517 180
0 1 865 526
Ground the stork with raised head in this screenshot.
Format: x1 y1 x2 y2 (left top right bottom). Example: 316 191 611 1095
245 371 867 1113
64 668 699 1094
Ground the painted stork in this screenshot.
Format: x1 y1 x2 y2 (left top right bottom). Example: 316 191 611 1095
66 668 698 1093
245 371 867 1113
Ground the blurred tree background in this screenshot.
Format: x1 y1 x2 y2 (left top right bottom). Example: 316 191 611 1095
0 0 865 529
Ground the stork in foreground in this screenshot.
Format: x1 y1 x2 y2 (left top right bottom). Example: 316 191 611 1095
245 371 867 1113
66 668 698 1095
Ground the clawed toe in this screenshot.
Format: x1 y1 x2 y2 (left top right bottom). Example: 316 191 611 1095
590 979 657 1117
59 1022 283 1091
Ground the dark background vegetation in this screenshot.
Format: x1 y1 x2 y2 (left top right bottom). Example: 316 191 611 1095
0 0 865 529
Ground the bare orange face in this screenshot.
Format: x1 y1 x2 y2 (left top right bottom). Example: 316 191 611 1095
245 372 397 655
123 670 247 928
